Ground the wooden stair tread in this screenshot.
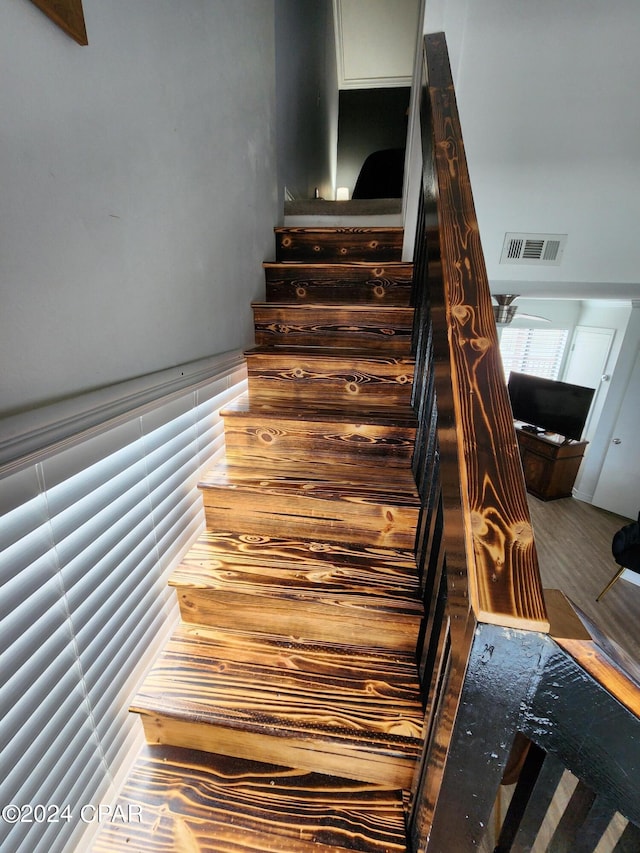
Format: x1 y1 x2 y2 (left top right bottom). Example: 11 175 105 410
221 392 418 428
245 345 415 363
92 744 408 853
263 261 412 270
170 531 422 652
252 302 414 313
170 530 421 604
274 227 406 235
132 624 423 764
199 458 420 505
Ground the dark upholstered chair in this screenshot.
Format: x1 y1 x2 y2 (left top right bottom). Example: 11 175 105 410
352 148 405 199
596 512 640 601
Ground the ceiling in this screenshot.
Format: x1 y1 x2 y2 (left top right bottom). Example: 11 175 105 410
333 0 421 89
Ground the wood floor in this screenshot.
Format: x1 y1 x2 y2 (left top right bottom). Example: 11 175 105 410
528 495 640 664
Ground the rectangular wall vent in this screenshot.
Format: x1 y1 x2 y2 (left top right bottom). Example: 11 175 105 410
500 233 567 266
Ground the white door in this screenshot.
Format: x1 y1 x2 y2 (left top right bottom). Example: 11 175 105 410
563 326 614 440
591 347 640 520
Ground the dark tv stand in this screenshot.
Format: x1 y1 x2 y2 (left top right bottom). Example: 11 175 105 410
514 424 587 501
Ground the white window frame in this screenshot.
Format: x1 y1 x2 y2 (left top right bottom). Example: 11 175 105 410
499 327 569 381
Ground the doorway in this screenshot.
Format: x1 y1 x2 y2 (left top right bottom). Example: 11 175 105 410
591 345 640 520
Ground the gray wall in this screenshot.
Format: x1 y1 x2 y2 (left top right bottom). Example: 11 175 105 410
275 0 339 202
0 0 279 418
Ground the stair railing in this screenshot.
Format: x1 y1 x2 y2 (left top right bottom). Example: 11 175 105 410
408 32 640 852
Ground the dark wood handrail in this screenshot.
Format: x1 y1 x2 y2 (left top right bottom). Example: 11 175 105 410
423 32 548 632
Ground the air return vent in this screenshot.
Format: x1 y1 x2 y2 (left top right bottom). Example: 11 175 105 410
500 233 567 266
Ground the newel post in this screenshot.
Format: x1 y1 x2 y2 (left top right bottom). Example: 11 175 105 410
424 623 547 852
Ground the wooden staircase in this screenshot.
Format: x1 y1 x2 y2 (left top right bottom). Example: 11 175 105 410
93 227 425 853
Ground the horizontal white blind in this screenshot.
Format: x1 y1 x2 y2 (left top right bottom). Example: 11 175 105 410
499 328 569 380
0 369 246 853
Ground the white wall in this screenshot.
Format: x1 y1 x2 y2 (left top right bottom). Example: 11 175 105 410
0 0 278 418
431 0 640 293
275 0 338 201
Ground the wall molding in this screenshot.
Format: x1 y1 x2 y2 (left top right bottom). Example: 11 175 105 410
0 350 246 476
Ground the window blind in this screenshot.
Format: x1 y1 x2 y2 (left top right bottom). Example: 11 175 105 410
499 327 569 380
0 369 246 853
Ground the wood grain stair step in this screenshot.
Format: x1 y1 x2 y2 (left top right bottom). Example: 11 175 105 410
264 261 413 305
131 624 424 788
274 227 404 263
244 347 414 408
91 744 408 852
221 393 417 468
252 303 414 353
198 458 420 549
169 530 422 651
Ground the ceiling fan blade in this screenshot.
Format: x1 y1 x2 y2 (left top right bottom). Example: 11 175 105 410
516 312 551 323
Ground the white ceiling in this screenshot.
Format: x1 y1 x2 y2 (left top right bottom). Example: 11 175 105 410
429 0 640 300
333 0 421 88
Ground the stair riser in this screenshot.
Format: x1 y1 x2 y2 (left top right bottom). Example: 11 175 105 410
252 306 414 353
201 491 419 549
275 228 404 263
137 713 417 789
245 356 414 408
223 417 415 468
175 590 421 652
264 263 413 306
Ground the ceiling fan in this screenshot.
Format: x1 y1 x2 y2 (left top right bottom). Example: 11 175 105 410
492 294 550 325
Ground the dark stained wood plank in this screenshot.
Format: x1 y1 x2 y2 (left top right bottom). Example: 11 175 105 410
264 262 413 305
169 531 421 650
244 348 414 409
172 531 419 597
222 392 418 426
222 396 416 468
91 745 408 853
198 458 420 550
423 32 548 633
132 624 424 788
275 228 404 263
252 303 414 354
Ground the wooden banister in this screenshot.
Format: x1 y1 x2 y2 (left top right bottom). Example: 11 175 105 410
409 32 639 852
422 31 548 633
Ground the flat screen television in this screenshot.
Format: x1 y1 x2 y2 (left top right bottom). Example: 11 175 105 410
507 371 595 441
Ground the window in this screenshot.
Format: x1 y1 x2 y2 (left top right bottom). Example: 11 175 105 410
0 370 247 853
499 328 569 380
